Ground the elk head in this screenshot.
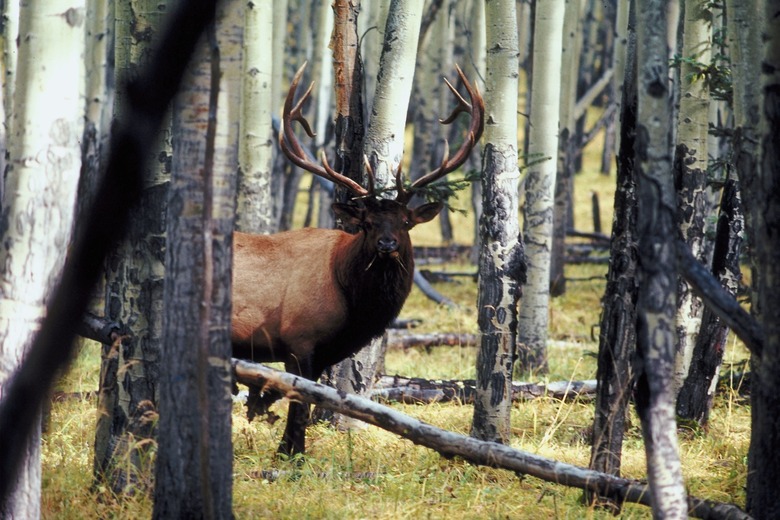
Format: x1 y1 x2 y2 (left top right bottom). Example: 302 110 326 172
278 61 484 218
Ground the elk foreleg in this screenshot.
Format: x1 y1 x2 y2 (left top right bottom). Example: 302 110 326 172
279 354 319 457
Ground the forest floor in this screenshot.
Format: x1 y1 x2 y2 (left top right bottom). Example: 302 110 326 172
41 162 753 518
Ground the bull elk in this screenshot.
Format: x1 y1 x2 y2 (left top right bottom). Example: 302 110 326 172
231 63 484 456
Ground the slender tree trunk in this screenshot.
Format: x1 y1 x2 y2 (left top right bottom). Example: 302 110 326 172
672 0 711 395
550 0 582 297
517 0 565 374
746 2 780 515
634 0 687 516
0 0 19 197
0 0 85 515
237 0 274 234
358 0 389 123
471 0 524 444
676 175 743 424
329 0 423 419
587 4 638 508
95 0 170 492
312 0 334 228
152 5 239 517
467 0 486 264
435 0 456 243
78 0 114 222
270 0 289 227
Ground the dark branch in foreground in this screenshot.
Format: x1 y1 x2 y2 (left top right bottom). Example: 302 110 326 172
76 312 127 345
676 240 763 357
0 0 219 504
232 361 750 520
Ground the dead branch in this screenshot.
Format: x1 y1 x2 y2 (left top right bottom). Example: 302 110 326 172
385 331 479 350
231 361 750 520
677 240 763 357
371 375 597 404
76 312 127 345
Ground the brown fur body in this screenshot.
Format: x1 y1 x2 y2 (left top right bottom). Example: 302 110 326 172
231 199 441 455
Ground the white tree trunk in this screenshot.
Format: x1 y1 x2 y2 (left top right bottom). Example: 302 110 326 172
471 0 521 444
635 0 687 516
363 0 422 190
330 0 423 427
517 0 565 373
237 0 274 234
0 0 85 516
612 0 630 153
673 0 711 394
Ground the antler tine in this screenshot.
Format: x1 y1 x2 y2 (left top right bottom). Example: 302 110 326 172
280 62 370 197
410 65 485 191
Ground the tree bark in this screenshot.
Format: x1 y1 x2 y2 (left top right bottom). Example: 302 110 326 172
550 0 582 297
588 5 638 507
370 374 597 404
517 0 565 374
746 1 780 516
329 0 423 429
236 0 275 234
0 0 218 508
0 1 84 514
471 0 523 444
673 0 712 395
152 5 239 516
634 0 687 516
95 0 170 492
677 176 743 424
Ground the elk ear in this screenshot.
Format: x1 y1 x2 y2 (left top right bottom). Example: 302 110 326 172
332 203 365 226
410 202 444 226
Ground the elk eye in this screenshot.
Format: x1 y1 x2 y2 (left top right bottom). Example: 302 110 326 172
404 220 411 228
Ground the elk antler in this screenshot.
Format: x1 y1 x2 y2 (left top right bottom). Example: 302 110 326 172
396 65 485 203
279 62 371 197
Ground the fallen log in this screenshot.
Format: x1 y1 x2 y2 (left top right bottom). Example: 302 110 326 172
385 331 479 350
372 375 596 404
231 361 750 520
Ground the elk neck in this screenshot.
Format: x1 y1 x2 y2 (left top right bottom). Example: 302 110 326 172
334 227 414 321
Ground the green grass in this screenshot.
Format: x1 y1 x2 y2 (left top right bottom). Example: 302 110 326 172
40 134 752 518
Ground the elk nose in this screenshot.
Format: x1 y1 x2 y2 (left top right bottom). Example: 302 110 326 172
377 237 398 254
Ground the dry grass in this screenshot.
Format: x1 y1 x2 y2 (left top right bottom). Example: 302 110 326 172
40 126 751 517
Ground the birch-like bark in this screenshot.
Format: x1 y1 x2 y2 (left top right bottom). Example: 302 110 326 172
467 0 486 263
358 0 389 121
550 0 582 297
153 4 240 516
471 0 523 444
313 0 334 228
517 0 565 374
363 0 422 190
1 1 19 123
78 0 114 222
329 0 423 421
95 0 170 491
0 0 19 200
634 0 687 516
0 0 85 515
672 0 711 394
409 2 441 198
237 0 274 234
